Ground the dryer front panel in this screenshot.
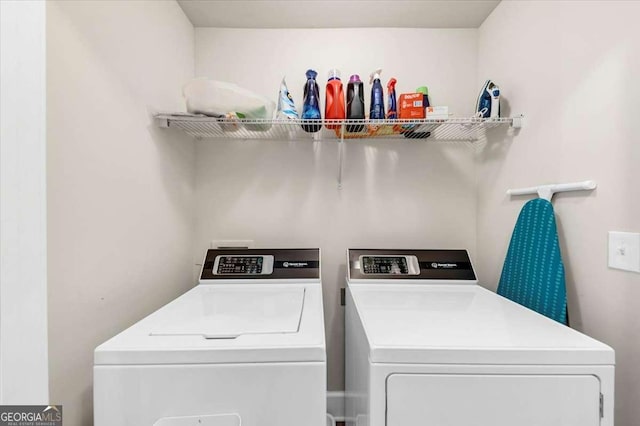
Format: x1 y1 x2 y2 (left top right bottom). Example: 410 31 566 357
386 373 601 426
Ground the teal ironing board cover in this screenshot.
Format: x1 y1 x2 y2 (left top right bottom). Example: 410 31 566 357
498 198 568 324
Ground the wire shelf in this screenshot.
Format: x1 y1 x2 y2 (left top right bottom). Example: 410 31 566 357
155 114 521 142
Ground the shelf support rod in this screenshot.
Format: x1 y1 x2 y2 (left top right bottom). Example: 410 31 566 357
338 121 345 189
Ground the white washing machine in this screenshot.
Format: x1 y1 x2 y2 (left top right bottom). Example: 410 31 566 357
345 249 615 426
95 248 326 426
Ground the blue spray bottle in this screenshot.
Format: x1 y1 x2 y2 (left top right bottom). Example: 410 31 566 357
369 68 384 120
301 69 322 133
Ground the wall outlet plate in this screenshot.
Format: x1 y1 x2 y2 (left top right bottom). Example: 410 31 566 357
608 232 640 273
210 240 255 249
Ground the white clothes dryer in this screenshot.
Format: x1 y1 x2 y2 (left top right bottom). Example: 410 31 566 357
345 249 614 426
95 248 326 426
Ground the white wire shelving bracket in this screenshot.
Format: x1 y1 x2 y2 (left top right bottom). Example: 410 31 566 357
155 113 523 187
507 180 597 201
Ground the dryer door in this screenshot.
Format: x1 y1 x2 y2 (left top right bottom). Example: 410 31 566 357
386 373 601 426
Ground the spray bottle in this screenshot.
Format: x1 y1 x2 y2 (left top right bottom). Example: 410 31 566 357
386 78 397 119
301 69 322 133
369 68 384 120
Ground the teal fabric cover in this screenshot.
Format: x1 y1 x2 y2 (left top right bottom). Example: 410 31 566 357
497 198 568 324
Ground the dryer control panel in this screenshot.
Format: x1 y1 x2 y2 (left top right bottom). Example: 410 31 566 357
361 255 420 275
348 249 476 282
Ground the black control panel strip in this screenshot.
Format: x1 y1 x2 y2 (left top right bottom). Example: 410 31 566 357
201 248 320 280
348 249 476 281
420 261 472 270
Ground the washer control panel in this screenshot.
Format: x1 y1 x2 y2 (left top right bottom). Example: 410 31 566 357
360 255 420 275
201 249 320 281
213 255 274 275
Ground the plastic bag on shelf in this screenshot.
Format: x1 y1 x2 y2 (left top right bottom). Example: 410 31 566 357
183 78 275 131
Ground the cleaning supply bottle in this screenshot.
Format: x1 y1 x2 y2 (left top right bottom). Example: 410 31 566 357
386 78 398 119
416 86 430 109
277 76 298 120
346 74 365 132
325 69 345 129
301 69 322 133
403 85 431 139
369 68 384 120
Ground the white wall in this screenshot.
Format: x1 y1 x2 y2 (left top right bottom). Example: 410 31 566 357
46 1 195 424
0 0 48 404
195 28 479 390
476 2 640 425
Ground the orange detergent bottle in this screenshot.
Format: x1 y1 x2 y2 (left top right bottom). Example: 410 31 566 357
325 69 346 129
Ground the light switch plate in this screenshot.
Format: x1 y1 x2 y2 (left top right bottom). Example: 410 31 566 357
608 232 640 273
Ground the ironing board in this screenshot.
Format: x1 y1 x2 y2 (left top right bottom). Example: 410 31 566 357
497 198 568 325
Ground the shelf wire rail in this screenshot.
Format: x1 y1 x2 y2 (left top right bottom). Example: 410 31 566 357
155 113 523 187
155 114 521 142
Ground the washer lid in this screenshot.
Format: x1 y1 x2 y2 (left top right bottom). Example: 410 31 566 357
94 284 325 365
149 287 304 338
350 284 614 365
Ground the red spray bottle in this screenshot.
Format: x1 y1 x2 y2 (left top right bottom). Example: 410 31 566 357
387 78 398 119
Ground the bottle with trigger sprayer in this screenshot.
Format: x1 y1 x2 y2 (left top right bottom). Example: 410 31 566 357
386 78 397 119
369 68 385 120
